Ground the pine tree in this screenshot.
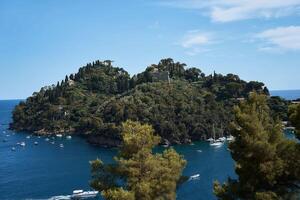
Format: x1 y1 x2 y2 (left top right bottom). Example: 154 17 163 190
90 120 186 200
214 92 300 200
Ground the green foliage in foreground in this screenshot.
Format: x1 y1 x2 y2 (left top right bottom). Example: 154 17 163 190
214 93 300 200
288 104 300 139
90 120 186 200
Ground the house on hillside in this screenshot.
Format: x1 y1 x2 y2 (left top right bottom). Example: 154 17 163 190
151 71 171 83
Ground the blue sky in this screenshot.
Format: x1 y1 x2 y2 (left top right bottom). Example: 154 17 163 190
0 0 300 99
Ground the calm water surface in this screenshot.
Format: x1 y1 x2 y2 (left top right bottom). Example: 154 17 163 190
0 100 234 200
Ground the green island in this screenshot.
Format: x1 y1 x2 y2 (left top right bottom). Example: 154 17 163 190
10 58 289 146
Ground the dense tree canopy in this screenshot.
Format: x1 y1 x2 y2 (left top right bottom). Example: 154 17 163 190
90 120 186 200
288 104 300 139
10 58 277 146
214 93 300 200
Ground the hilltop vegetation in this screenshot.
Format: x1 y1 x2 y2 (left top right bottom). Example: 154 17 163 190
11 58 276 146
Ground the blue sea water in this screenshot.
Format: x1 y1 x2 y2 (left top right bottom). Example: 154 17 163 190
0 100 235 200
270 89 300 100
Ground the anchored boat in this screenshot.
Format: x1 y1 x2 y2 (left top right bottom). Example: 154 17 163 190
71 190 99 199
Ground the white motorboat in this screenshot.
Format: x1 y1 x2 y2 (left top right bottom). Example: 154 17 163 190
71 190 99 199
189 174 200 180
196 149 202 153
34 141 38 145
51 141 55 144
45 138 50 141
26 136 31 139
20 142 26 147
60 144 64 148
206 137 214 142
56 134 63 137
66 135 72 139
11 147 16 151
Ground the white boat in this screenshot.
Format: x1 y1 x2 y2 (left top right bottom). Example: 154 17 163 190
56 134 63 138
209 125 224 147
38 136 41 138
226 135 235 141
71 190 99 199
218 137 226 142
45 138 50 141
66 135 72 139
20 142 26 147
49 195 71 200
196 150 202 153
34 141 38 145
26 136 31 139
60 144 64 148
210 141 223 147
51 141 55 144
206 137 214 142
11 147 16 151
189 174 200 180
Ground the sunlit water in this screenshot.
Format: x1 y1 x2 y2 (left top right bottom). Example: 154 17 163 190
0 100 237 200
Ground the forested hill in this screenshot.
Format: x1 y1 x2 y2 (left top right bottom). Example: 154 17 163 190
11 58 278 146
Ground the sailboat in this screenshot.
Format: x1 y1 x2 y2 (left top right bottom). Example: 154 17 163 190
210 124 223 147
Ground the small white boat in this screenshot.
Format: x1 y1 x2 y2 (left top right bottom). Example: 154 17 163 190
66 136 72 139
71 190 99 199
11 147 16 151
51 141 55 144
189 174 200 180
210 141 223 147
60 144 64 148
196 150 202 153
162 144 169 148
206 137 214 142
45 138 50 141
210 125 224 147
20 142 26 147
34 141 38 145
218 137 226 142
226 135 235 141
38 136 41 138
26 136 31 139
56 134 63 138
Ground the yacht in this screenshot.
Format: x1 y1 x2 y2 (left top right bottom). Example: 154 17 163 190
71 190 99 199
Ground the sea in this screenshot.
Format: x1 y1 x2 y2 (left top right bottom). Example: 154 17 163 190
0 90 299 200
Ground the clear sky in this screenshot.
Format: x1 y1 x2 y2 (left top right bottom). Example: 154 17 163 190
1 0 300 99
